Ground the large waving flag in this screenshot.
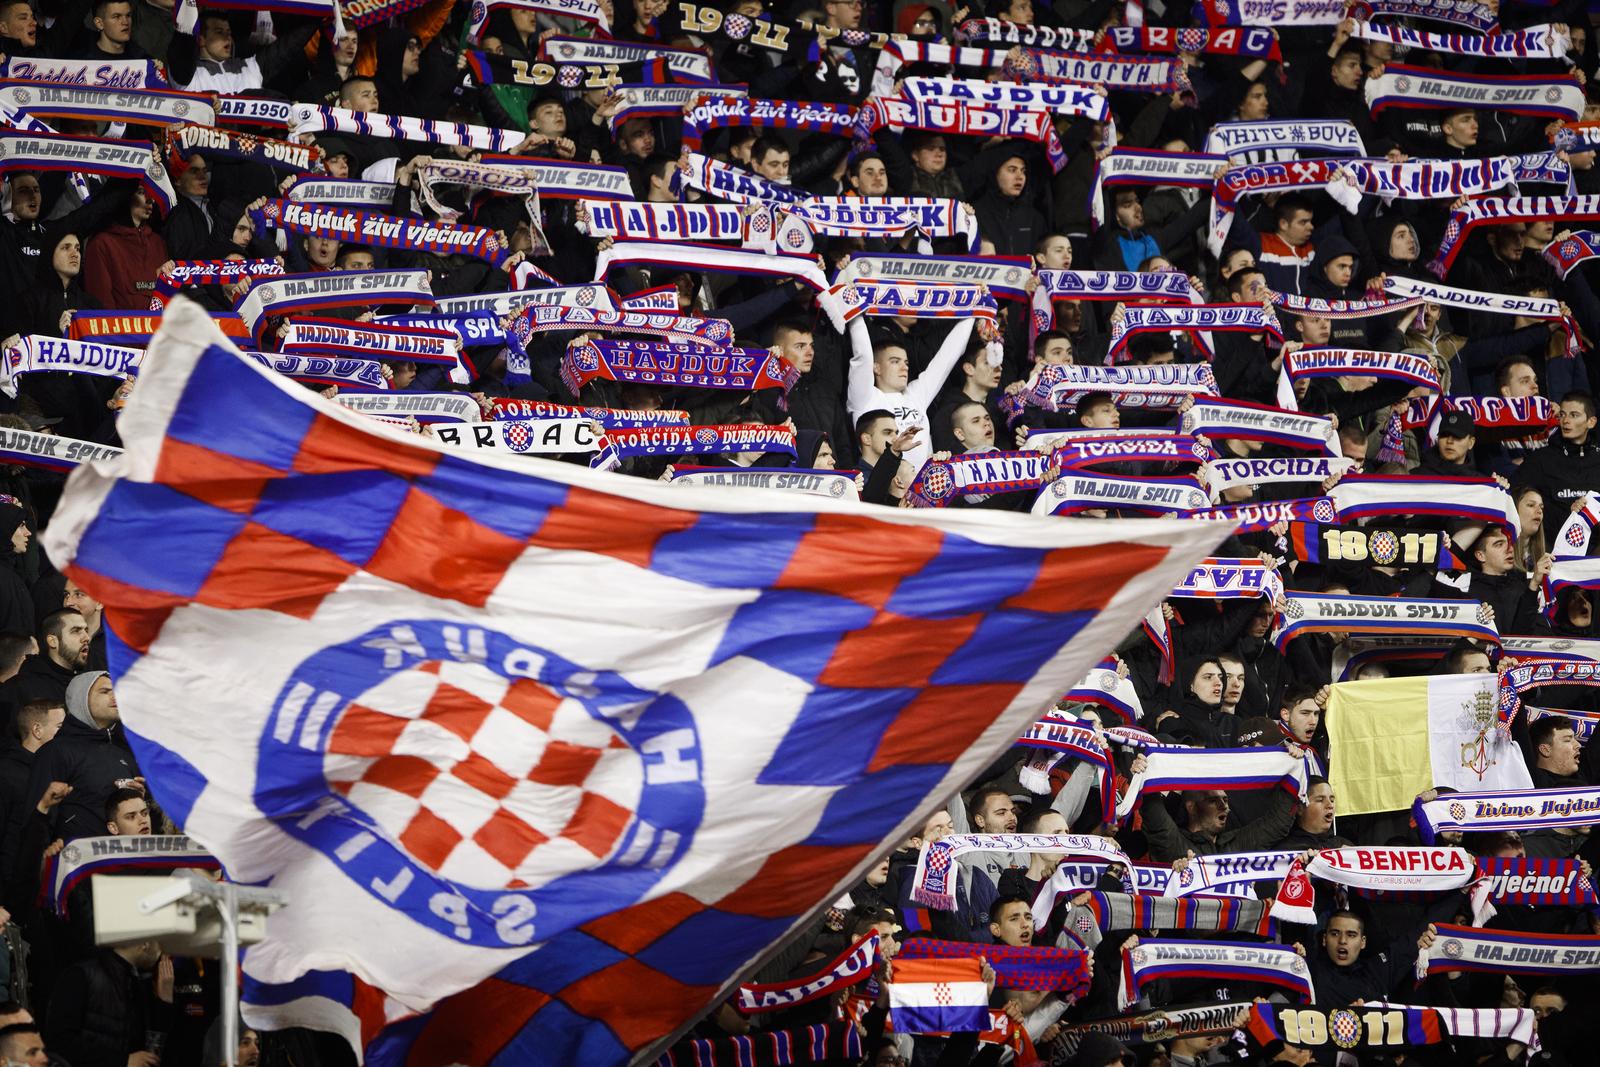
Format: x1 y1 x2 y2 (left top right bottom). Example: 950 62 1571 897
42 299 1227 1066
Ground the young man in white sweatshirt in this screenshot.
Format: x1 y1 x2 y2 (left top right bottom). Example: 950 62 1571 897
845 311 980 472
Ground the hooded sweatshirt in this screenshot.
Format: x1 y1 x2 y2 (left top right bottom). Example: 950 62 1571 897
27 671 140 841
83 221 168 311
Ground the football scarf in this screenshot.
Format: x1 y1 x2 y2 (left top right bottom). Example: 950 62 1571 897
460 50 630 92
1415 785 1600 842
1526 707 1600 742
1432 196 1600 276
333 392 481 424
1276 346 1440 410
1432 1006 1540 1051
594 241 830 297
1328 473 1518 532
911 833 1134 912
1180 398 1338 453
151 258 285 307
1206 456 1352 494
0 57 168 89
1270 847 1476 924
284 176 397 208
1552 493 1600 558
858 96 1067 171
1057 1004 1251 1047
1065 665 1144 725
434 285 617 318
1400 395 1557 440
654 1022 863 1067
433 419 599 456
47 835 219 917
668 466 860 500
1016 716 1115 818
512 306 733 349
1244 1003 1447 1055
0 426 120 472
1472 857 1599 918
1119 940 1314 1011
734 932 879 1014
167 123 316 172
68 310 251 346
1195 0 1344 24
896 939 1093 995
286 104 524 152
214 94 292 129
1033 472 1212 517
621 286 681 312
341 0 431 29
835 253 1034 301
956 18 1096 50
1349 21 1569 60
1047 430 1210 470
1273 593 1497 650
1501 660 1600 729
673 151 809 206
1288 524 1458 569
787 197 976 246
1187 497 1337 533
0 336 140 398
1203 119 1365 160
680 95 856 152
0 131 174 214
251 200 512 266
1543 230 1600 278
1003 49 1183 94
904 449 1050 507
279 319 460 368
539 37 713 83
674 1 904 59
1325 153 1570 215
1348 0 1497 31
473 155 634 202
1009 362 1218 416
1102 25 1281 60
1365 66 1583 122
489 398 688 428
1089 148 1225 227
1540 558 1600 619
897 76 1108 121
245 351 387 390
233 270 434 338
414 158 546 226
1273 291 1425 320
590 424 797 471
1417 923 1600 978
1052 892 1275 951
1033 269 1200 334
1552 121 1600 152
579 201 750 244
466 0 609 38
868 39 1017 96
1108 303 1280 362
562 338 796 398
1210 158 1342 253
1116 745 1314 822
838 282 997 326
1155 850 1301 897
611 82 749 128
0 81 214 127
1171 557 1284 601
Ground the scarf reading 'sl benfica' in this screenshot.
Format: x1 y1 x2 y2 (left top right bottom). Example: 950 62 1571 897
252 199 510 267
897 938 1092 995
1432 196 1600 275
563 339 797 397
1101 25 1282 60
287 103 523 152
1418 923 1600 979
1366 65 1583 122
0 80 215 127
489 397 689 428
591 424 797 470
513 305 734 349
0 131 175 214
1119 940 1314 1011
654 1021 862 1067
680 95 856 152
734 932 879 1014
912 833 1134 912
1052 892 1275 951
1270 846 1476 924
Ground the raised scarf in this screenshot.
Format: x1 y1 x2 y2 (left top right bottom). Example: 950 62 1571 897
611 82 746 128
1472 856 1599 920
1365 65 1583 121
1049 430 1210 470
868 39 1017 96
473 155 634 201
1415 785 1600 842
735 932 879 1014
1172 557 1284 601
838 282 996 326
48 835 218 916
333 392 481 425
151 258 285 307
1276 346 1439 410
579 201 751 244
1103 25 1280 60
1329 473 1518 532
1210 158 1341 253
1051 891 1275 951
540 36 713 83
593 243 831 321
1401 395 1556 440
904 449 1049 507
1326 153 1569 215
490 397 688 428
911 833 1134 912
680 95 856 152
1196 0 1343 24
1501 659 1600 730
1207 455 1351 494
897 939 1092 995
513 305 733 349
1116 744 1314 822
673 0 904 57
835 252 1033 301
0 336 140 398
1008 362 1218 418
279 319 460 368
1119 939 1314 1010
0 426 120 472
1543 230 1600 278
1057 1004 1250 1048
1065 664 1144 725
1349 0 1496 30
1181 397 1337 453
1287 524 1458 569
858 95 1066 171
1552 492 1600 558
1015 716 1116 823
285 176 397 208
562 338 795 397
1033 269 1199 334
898 76 1108 121
167 123 316 172
245 351 386 391
1431 196 1600 276
1203 119 1365 160
956 19 1095 50
0 80 214 127
1273 291 1425 320
1417 923 1600 979
287 104 523 152
0 131 174 214
1187 497 1336 532
1034 472 1212 517
1526 706 1599 743
591 424 797 470
1109 303 1280 362
436 285 616 317
669 466 860 500
789 197 977 246
233 270 434 338
433 419 597 456
673 151 809 206
1540 558 1600 619
1090 148 1224 227
1350 20 1567 60
68 310 250 346
1274 593 1498 651
1270 846 1476 924
1003 49 1183 94
1245 1003 1448 1056
467 0 609 38
460 49 628 92
252 200 511 266
654 1021 862 1067
413 158 543 229
214 94 291 129
0 56 168 88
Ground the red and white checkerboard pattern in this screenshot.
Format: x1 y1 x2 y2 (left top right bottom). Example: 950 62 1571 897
323 659 643 889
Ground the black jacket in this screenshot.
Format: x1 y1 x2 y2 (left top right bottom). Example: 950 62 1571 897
26 712 140 841
45 949 170 1067
5 653 74 708
0 742 31 885
1515 436 1600 545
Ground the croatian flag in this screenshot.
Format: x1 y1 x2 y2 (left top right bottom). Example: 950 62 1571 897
887 958 990 1033
42 299 1226 1066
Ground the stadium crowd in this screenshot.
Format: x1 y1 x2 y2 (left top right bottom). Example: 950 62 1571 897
0 0 1597 1064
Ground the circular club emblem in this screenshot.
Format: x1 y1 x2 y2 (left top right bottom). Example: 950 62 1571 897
1567 523 1586 547
827 479 846 498
1128 947 1148 966
1004 268 1023 286
502 422 534 453
921 463 954 501
694 428 719 447
1051 479 1070 498
1551 639 1575 652
1177 865 1194 886
1329 1009 1362 1049
10 88 28 105
173 101 189 117
1185 489 1209 510
61 843 80 866
1177 28 1206 52
573 345 599 373
555 42 577 60
575 286 598 307
1449 801 1467 821
1288 955 1307 976
783 226 808 251
471 0 486 23
1312 498 1337 524
1393 76 1411 93
256 285 277 304
724 13 752 39
1442 938 1464 959
1477 602 1495 626
1368 530 1399 566
1562 239 1583 260
842 286 864 307
853 259 873 276
1096 669 1119 691
1547 87 1563 103
258 622 703 948
557 66 582 88
1285 598 1305 621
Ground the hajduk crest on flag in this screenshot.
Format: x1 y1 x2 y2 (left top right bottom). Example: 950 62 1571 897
43 297 1229 1065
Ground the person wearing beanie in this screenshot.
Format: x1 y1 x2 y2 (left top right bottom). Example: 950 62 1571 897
0 500 31 640
24 670 140 842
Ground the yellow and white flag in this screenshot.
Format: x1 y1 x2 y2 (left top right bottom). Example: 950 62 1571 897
1326 674 1532 815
